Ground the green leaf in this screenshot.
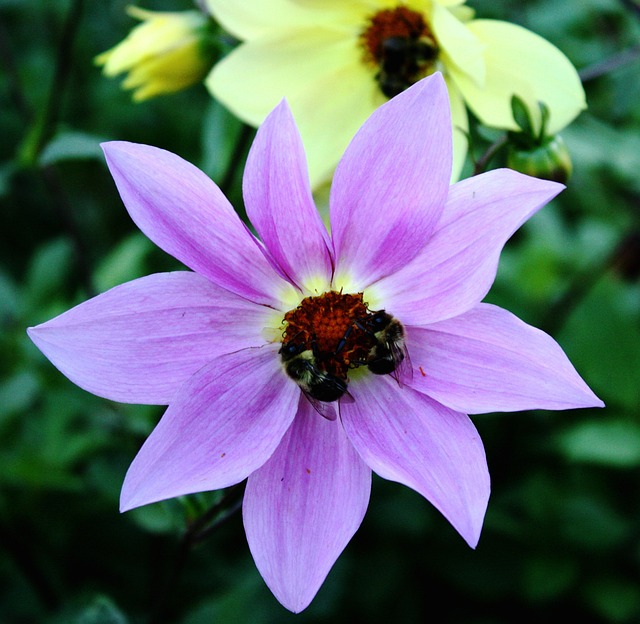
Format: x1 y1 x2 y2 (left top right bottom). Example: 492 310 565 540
563 115 640 191
24 238 75 312
74 595 128 624
94 233 155 292
556 419 640 467
0 161 16 197
128 500 184 535
200 99 245 184
537 100 550 140
583 577 640 623
511 94 533 135
39 131 108 166
522 556 579 601
0 269 20 321
558 276 640 409
0 371 39 422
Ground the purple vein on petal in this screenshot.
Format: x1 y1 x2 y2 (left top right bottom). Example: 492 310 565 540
371 168 564 326
102 141 290 306
120 344 300 512
244 398 371 613
27 272 273 405
243 99 333 289
407 303 605 414
331 73 452 290
341 375 489 548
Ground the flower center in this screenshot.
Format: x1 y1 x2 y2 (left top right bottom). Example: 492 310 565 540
361 7 439 98
279 291 408 403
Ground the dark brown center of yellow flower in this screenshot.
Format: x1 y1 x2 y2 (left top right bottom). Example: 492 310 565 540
361 7 439 98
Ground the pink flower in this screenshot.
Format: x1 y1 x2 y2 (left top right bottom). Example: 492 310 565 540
27 73 602 613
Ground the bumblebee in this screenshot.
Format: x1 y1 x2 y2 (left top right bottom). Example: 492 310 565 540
362 311 412 382
376 36 439 99
279 342 348 419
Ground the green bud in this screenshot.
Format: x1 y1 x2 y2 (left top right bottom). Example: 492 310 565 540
506 135 573 184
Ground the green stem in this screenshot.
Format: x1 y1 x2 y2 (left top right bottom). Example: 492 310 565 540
538 233 634 335
472 134 508 176
148 485 245 624
220 124 254 197
20 0 85 166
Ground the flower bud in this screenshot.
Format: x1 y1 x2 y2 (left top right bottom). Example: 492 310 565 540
96 7 218 102
506 135 573 184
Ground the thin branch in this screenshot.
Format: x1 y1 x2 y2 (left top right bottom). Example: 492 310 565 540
579 43 640 82
30 0 85 160
148 485 245 624
538 229 640 335
192 496 243 544
472 134 508 176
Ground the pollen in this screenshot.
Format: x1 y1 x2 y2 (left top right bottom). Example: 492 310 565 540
281 291 376 379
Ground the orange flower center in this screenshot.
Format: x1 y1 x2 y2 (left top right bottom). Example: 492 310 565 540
281 291 376 380
361 7 439 98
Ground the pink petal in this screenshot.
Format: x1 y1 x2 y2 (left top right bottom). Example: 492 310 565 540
373 169 563 325
330 73 452 290
27 272 272 404
341 375 489 548
408 303 604 413
120 344 299 511
244 398 371 613
102 142 289 306
243 100 333 289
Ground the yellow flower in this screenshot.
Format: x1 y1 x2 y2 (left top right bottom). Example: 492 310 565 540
96 6 217 102
205 0 586 187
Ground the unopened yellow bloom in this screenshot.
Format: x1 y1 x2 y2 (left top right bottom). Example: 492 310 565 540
96 6 217 102
205 0 586 187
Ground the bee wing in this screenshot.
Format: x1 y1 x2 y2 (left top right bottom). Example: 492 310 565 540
339 389 355 404
391 341 413 387
303 393 337 421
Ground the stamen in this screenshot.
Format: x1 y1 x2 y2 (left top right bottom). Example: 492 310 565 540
279 291 410 405
281 291 374 379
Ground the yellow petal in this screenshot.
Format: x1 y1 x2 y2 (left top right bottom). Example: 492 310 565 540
124 41 210 100
205 0 345 40
431 1 485 86
435 0 467 6
97 10 204 76
206 29 377 188
450 19 586 133
446 77 469 182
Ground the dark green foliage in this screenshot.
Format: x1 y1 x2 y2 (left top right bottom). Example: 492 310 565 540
2 0 640 622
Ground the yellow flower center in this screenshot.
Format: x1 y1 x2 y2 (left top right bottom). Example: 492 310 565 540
360 7 439 98
279 291 407 403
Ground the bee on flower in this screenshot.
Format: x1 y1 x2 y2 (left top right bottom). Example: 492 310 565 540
96 6 218 102
28 75 601 613
205 0 586 186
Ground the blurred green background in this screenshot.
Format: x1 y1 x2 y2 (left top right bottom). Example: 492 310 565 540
2 0 640 622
